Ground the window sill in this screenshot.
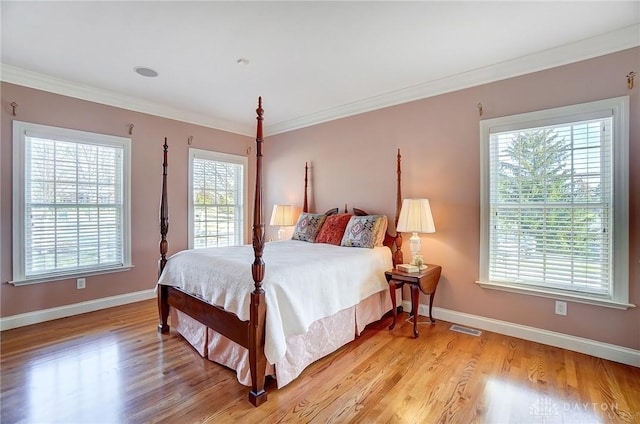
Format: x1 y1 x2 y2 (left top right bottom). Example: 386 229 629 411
475 280 636 310
9 266 134 286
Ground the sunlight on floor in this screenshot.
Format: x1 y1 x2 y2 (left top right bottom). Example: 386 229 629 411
484 378 606 424
27 338 121 423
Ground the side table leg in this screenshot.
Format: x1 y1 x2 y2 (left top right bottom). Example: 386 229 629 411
429 292 436 324
411 285 419 338
388 281 398 330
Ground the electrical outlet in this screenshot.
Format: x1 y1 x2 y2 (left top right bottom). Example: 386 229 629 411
555 300 567 316
77 278 86 289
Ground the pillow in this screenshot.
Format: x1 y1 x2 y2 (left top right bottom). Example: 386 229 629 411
374 215 388 246
341 215 388 248
351 209 389 245
291 213 326 243
316 213 352 245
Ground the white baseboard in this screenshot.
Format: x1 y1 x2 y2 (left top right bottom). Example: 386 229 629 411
0 289 157 331
3 292 637 368
401 300 640 368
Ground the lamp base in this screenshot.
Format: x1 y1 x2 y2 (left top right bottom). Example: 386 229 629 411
408 232 425 269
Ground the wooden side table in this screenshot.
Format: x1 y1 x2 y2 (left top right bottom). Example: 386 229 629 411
385 264 442 338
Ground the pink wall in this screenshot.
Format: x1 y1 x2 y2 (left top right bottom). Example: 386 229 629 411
0 83 254 317
1 48 637 351
264 47 640 350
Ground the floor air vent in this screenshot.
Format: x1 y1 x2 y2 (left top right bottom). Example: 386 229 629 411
450 324 482 337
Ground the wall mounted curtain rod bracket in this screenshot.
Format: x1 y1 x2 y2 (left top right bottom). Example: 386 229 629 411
129 124 134 135
627 71 636 89
477 102 483 117
188 136 193 145
11 102 18 116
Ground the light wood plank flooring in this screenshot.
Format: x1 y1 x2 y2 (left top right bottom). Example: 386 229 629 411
1 300 639 423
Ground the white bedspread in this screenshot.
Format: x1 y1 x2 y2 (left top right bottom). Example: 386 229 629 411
157 240 392 365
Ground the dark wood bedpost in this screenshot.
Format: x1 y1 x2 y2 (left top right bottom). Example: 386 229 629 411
393 149 404 266
249 97 268 406
303 162 309 213
158 137 170 334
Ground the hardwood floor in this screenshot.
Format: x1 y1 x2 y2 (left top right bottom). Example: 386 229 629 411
1 299 639 424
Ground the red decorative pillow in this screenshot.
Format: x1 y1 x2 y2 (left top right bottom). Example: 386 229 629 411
316 213 352 245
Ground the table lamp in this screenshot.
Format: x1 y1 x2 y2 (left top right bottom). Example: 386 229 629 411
396 198 436 269
270 204 294 240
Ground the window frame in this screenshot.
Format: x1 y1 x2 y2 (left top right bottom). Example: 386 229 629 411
188 148 248 249
478 97 632 309
12 121 132 286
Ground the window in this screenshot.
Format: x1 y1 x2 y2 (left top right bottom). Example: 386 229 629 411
12 121 132 285
189 149 247 249
478 97 630 308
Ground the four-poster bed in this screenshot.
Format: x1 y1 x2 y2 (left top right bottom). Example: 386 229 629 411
156 97 404 406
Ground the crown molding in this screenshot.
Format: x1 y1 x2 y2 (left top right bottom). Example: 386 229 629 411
2 24 638 137
0 65 255 136
268 24 640 135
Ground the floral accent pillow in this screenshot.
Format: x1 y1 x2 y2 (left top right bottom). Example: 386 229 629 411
341 215 388 248
316 213 352 245
291 213 326 243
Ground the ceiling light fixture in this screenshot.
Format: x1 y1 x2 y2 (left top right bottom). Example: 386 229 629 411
134 66 158 77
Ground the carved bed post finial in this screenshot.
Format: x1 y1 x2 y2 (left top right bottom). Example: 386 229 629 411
394 149 403 265
395 149 401 224
303 162 309 213
252 97 265 291
159 137 169 275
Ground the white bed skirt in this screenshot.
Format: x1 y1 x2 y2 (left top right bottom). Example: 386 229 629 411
171 288 397 388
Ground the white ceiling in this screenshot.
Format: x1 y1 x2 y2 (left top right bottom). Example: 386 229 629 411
2 1 639 136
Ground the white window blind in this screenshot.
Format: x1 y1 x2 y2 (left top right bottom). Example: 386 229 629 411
12 121 132 284
189 149 246 249
479 97 630 308
489 118 611 295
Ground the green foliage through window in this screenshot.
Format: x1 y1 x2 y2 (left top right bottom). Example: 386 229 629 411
489 119 611 294
190 151 245 248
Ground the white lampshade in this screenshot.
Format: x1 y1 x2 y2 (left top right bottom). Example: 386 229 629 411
396 199 435 234
270 204 294 226
396 199 435 268
270 204 294 240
